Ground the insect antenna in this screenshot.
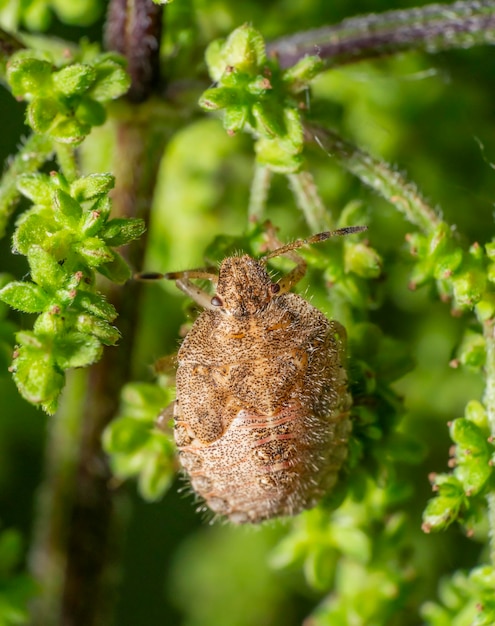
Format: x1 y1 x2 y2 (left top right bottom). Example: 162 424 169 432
260 225 368 263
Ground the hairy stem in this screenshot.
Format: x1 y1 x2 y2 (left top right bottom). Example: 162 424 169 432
0 134 54 239
27 1 166 625
54 144 78 184
306 125 441 233
287 170 332 231
105 0 163 103
483 319 495 565
268 0 495 69
248 163 272 225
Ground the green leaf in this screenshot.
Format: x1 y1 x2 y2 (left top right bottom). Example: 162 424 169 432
138 439 175 501
16 173 53 205
282 55 324 92
53 331 102 368
199 87 242 111
422 475 466 532
103 417 151 455
74 237 114 266
450 418 493 494
0 281 50 313
50 116 91 145
27 97 60 134
101 218 146 246
13 212 54 255
71 174 115 202
7 57 53 99
52 63 97 96
53 189 82 228
27 246 66 290
78 197 112 237
75 97 106 126
73 291 117 321
88 58 130 101
75 314 120 345
12 338 64 413
98 252 131 284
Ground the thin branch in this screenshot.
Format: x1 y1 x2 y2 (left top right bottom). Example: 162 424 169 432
287 170 332 231
268 0 495 69
248 163 272 225
306 124 442 233
105 0 163 103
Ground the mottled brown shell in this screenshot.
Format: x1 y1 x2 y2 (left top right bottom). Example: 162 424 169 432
173 254 351 524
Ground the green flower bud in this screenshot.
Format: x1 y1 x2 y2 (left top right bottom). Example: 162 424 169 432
452 269 486 308
422 475 465 532
451 418 493 494
465 400 488 430
456 329 486 370
205 24 266 82
344 242 382 278
282 55 324 93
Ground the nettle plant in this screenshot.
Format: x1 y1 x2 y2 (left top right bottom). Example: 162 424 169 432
1 1 495 625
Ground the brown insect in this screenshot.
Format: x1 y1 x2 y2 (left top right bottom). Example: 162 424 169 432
146 226 366 524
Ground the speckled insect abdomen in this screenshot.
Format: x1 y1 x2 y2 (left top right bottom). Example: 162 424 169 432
145 227 366 523
174 291 352 524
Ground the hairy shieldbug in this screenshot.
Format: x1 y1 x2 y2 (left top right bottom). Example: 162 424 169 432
145 226 366 524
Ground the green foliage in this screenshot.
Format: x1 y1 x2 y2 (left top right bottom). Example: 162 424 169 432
103 383 176 501
422 566 495 626
0 0 103 32
0 528 36 625
422 401 495 533
0 171 144 412
7 50 129 144
2 1 495 625
199 24 323 173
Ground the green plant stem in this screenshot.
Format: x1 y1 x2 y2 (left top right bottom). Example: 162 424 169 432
483 318 495 566
54 144 78 183
306 125 441 233
268 0 495 69
248 163 272 225
287 170 331 231
0 134 54 239
26 1 167 624
28 368 87 625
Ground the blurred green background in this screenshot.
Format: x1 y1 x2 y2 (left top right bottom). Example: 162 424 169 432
1 0 495 624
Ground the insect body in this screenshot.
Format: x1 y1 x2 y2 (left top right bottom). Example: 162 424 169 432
154 226 365 524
